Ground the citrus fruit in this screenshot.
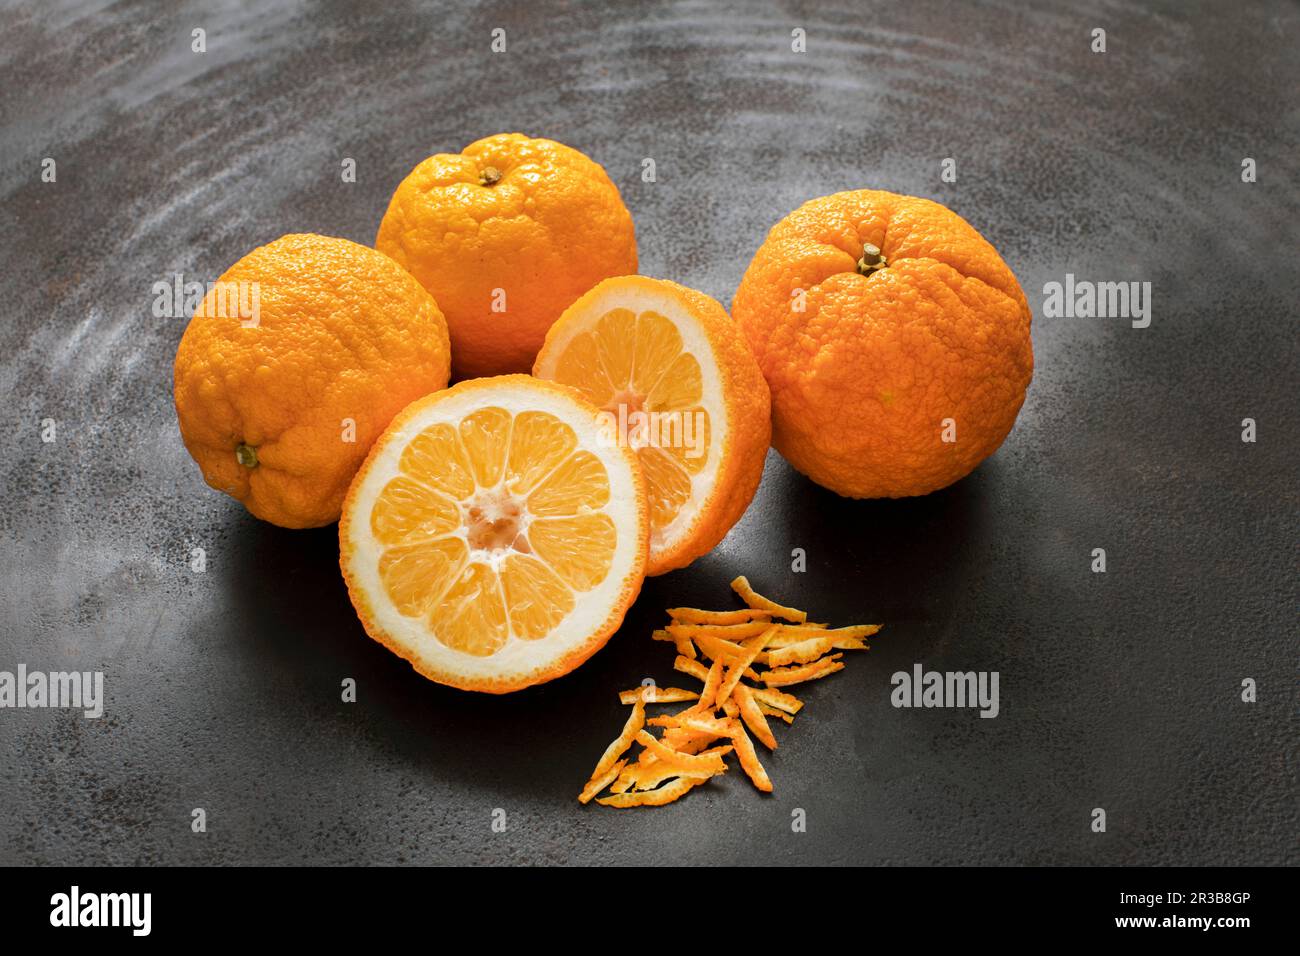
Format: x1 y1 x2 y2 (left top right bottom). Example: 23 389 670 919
732 189 1033 498
374 133 638 379
533 275 770 575
339 375 649 693
173 233 451 528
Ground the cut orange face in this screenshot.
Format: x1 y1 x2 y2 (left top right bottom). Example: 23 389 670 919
339 375 649 693
534 276 770 575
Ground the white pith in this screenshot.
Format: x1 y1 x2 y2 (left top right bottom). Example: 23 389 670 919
533 282 729 559
343 383 643 682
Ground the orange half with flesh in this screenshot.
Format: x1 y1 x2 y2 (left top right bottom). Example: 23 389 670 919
534 276 770 574
340 375 648 692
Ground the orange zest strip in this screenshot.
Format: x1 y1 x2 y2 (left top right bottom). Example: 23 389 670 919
751 685 803 714
767 636 841 667
729 576 807 623
652 712 734 739
733 684 778 750
579 759 626 805
673 655 710 683
610 763 639 794
695 657 725 711
587 699 645 783
654 627 699 660
690 633 750 661
597 775 707 808
618 686 700 705
666 621 773 641
716 626 776 708
761 655 845 687
764 623 879 646
668 608 774 625
687 637 762 682
634 731 729 775
697 745 733 758
628 757 725 793
660 727 713 755
758 701 794 725
729 720 773 792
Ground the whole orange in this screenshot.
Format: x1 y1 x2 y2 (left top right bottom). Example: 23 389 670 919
375 133 638 379
733 190 1033 498
173 233 451 528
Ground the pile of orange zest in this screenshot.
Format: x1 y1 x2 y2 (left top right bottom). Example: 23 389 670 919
577 576 883 807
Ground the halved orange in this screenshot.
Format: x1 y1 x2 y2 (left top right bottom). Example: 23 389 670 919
533 276 770 575
339 375 649 693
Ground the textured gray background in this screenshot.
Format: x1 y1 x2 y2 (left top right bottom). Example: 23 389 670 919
0 0 1296 865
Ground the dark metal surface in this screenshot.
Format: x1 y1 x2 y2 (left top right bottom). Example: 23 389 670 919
1 0 1295 866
